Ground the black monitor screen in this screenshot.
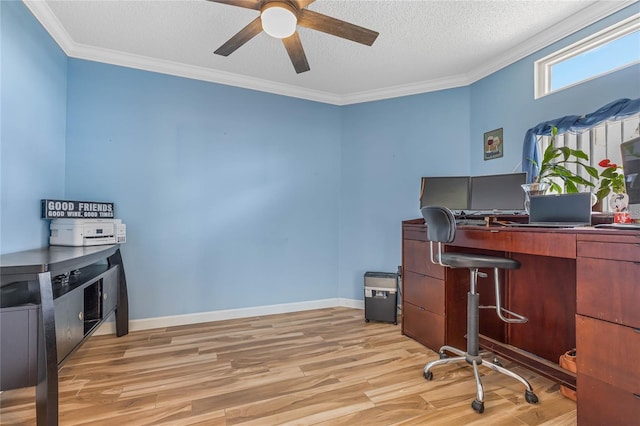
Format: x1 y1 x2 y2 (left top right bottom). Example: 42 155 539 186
621 136 640 219
420 176 470 210
469 172 527 211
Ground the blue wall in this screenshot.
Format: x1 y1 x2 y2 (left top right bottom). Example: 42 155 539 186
0 0 67 253
65 60 341 319
338 89 471 299
2 0 639 321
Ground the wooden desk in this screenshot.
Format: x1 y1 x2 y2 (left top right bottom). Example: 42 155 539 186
401 219 640 424
0 245 129 426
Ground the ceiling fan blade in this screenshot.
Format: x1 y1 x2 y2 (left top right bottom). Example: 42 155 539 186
297 9 378 46
214 16 263 56
293 0 316 9
206 0 261 10
282 32 310 74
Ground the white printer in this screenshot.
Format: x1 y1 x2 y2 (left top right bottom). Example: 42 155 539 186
50 218 126 246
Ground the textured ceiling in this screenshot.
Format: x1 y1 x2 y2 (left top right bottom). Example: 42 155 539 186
24 0 637 104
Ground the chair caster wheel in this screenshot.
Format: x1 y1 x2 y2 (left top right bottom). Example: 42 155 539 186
492 357 503 367
439 352 448 360
365 319 369 323
471 399 484 413
423 371 433 380
525 390 539 404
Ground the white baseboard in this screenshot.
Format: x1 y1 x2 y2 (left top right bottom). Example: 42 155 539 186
94 298 364 335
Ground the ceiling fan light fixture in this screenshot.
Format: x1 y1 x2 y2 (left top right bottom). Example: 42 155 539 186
261 2 297 39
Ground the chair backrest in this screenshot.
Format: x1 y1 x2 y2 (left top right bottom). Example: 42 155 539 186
421 206 457 243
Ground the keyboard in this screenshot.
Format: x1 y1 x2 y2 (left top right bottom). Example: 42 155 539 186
456 219 487 226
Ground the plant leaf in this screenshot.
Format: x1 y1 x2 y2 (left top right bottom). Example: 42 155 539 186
584 165 599 179
570 149 589 161
549 182 562 194
558 146 572 161
552 165 575 177
596 187 611 201
542 144 560 164
565 180 578 193
567 175 595 187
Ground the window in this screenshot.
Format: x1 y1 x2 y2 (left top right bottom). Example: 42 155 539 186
535 14 640 99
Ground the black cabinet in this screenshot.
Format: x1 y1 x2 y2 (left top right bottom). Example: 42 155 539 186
0 304 38 390
102 266 119 319
0 245 128 426
50 264 120 364
53 287 85 364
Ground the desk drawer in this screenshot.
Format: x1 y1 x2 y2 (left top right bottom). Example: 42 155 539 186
577 374 640 425
507 231 576 258
577 240 640 262
577 258 640 328
403 302 444 351
404 224 426 241
403 271 444 316
451 229 510 252
451 229 576 258
403 239 445 279
576 315 640 394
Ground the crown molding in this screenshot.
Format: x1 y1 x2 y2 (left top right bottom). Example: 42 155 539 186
23 0 74 55
69 42 344 104
340 74 471 105
22 0 637 106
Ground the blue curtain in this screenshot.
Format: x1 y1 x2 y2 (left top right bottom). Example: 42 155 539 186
522 98 640 183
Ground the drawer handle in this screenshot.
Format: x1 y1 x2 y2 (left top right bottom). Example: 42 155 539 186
103 293 108 301
634 328 640 334
78 311 84 321
634 393 640 400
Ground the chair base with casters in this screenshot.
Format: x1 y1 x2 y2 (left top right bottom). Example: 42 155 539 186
420 206 539 414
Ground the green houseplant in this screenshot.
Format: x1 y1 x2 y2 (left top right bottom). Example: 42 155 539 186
523 127 600 199
530 127 599 195
595 158 626 201
522 127 600 212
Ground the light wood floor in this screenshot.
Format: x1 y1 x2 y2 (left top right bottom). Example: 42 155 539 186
0 307 576 425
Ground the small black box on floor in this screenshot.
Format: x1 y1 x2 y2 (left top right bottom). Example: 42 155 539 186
364 271 398 324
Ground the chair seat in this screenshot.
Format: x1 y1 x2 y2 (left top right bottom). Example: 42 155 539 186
440 252 521 270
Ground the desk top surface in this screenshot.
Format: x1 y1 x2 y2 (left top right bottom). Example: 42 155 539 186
403 218 640 259
403 218 640 235
0 245 119 279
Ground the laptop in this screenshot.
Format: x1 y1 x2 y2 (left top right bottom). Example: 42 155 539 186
508 192 592 227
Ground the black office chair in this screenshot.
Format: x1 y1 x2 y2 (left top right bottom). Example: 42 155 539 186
420 206 538 414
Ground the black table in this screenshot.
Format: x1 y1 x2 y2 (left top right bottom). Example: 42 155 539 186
1 244 128 426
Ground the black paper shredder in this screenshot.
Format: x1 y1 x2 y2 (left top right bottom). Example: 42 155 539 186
364 271 398 324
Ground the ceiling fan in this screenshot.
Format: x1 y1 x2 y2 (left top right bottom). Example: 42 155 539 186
207 0 379 73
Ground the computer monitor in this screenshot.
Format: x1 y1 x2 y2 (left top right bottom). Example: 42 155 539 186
469 172 527 212
420 176 470 212
620 136 640 220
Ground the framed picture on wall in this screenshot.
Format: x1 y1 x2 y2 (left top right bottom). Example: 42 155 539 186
484 128 504 160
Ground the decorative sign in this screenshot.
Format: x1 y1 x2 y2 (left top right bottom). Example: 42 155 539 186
42 199 114 219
